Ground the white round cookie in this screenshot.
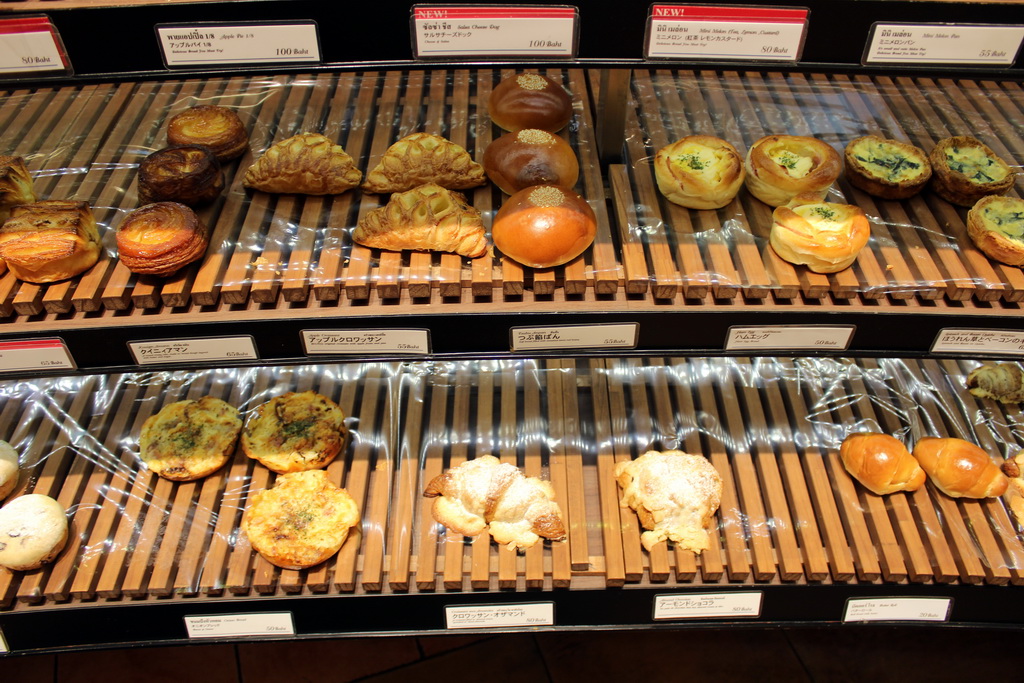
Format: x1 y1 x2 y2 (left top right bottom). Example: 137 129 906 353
0 440 18 501
0 494 68 571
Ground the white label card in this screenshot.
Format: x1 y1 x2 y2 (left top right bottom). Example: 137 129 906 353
843 598 951 623
654 592 763 619
0 627 8 653
510 323 638 352
0 338 76 372
725 326 854 351
446 602 554 629
129 336 258 366
302 329 430 355
865 23 1024 66
646 4 808 61
185 612 295 638
0 18 67 74
413 5 577 58
931 329 1024 356
157 22 320 67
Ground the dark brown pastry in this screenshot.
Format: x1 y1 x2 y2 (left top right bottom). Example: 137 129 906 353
116 202 209 276
483 128 579 195
167 105 248 162
0 155 36 223
0 200 101 283
138 145 224 206
489 73 574 133
929 136 1014 207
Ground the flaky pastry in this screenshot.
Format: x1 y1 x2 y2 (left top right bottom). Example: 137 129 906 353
966 195 1024 266
654 135 745 209
744 135 841 207
967 363 1024 404
929 136 1014 207
167 105 248 162
0 200 101 283
0 156 36 223
769 195 870 273
138 145 224 206
361 133 486 194
116 202 209 276
244 133 361 195
844 135 931 199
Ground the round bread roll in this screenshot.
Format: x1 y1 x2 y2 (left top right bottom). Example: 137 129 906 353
167 105 248 163
483 129 579 195
0 440 18 501
844 135 931 199
489 73 573 133
242 391 348 474
654 135 745 209
138 145 225 207
769 195 870 273
116 202 209 277
744 135 841 207
839 432 925 495
929 136 1014 207
0 494 68 571
491 185 596 269
967 195 1024 266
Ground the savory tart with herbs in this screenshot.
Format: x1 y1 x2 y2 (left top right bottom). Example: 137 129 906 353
139 396 242 481
844 135 931 199
241 391 348 474
929 135 1014 207
967 195 1024 266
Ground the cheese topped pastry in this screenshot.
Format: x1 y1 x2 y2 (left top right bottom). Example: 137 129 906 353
844 135 931 199
929 136 1014 206
770 195 870 273
242 391 348 474
654 135 745 209
139 396 242 481
744 135 841 207
967 195 1024 266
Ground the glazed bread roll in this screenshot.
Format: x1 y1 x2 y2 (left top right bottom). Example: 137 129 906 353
244 133 362 195
491 184 596 268
167 105 248 162
489 73 573 133
744 135 841 207
844 135 931 199
912 437 1008 499
654 135 745 209
839 432 925 495
138 145 224 206
242 391 348 474
1000 451 1024 528
929 136 1014 207
967 363 1024 404
0 494 68 571
116 202 209 276
0 155 36 223
483 128 579 195
0 200 102 283
967 195 1024 266
0 440 18 501
769 195 870 273
139 396 242 481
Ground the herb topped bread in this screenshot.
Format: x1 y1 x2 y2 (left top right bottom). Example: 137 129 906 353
769 195 871 273
843 135 931 199
929 135 1014 206
242 391 348 474
139 396 242 481
744 135 841 207
654 135 745 210
967 195 1024 266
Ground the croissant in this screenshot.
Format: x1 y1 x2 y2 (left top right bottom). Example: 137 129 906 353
353 183 490 258
615 450 722 553
361 133 486 194
423 455 566 551
839 432 925 495
0 200 101 283
967 363 1024 404
912 437 1008 499
244 133 362 195
0 155 36 223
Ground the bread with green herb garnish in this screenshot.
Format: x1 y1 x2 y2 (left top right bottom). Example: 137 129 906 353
844 135 931 199
967 195 1024 266
139 396 242 481
929 136 1014 207
769 194 870 273
654 135 745 209
242 391 347 474
744 135 841 207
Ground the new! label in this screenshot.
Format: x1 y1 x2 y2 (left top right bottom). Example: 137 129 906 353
156 22 321 67
412 5 577 58
446 602 554 629
0 338 75 373
725 325 854 351
865 23 1024 66
128 336 258 366
185 612 295 638
302 329 430 355
654 592 762 619
646 4 808 61
843 597 951 623
0 16 69 74
931 329 1024 356
510 323 638 352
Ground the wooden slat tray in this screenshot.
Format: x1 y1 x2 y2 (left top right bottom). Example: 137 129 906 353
621 69 1024 303
1 356 1022 610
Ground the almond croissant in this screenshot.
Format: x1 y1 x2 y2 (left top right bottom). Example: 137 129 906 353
244 133 362 195
361 133 486 194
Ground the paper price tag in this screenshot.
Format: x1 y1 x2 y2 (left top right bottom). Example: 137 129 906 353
302 329 430 355
412 5 577 58
843 598 951 623
865 23 1024 66
0 17 69 74
446 602 554 629
725 326 854 351
0 627 8 653
510 323 638 352
128 336 258 366
185 612 295 638
646 4 808 61
654 592 762 620
0 339 75 373
157 22 320 67
931 329 1024 356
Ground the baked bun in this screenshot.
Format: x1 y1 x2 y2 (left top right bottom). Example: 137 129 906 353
139 396 242 481
242 391 348 474
167 105 248 162
654 135 745 209
0 155 36 223
1001 452 1024 529
489 73 573 133
839 432 925 495
138 145 224 206
769 195 870 273
492 184 596 268
929 136 1014 207
844 135 931 199
0 440 18 501
0 200 102 283
0 494 68 571
116 202 209 276
244 133 362 195
967 195 1024 266
361 133 485 194
912 437 1008 499
744 135 841 207
967 363 1024 404
483 128 579 195
242 470 359 570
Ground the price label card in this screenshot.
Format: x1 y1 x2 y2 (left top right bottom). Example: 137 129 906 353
0 16 70 75
156 22 321 68
645 4 808 61
510 323 638 352
725 325 854 351
446 602 554 629
302 329 430 355
412 5 578 58
0 338 75 373
843 597 951 623
128 336 258 366
0 627 8 653
865 23 1024 66
931 328 1024 356
654 592 762 620
185 612 295 638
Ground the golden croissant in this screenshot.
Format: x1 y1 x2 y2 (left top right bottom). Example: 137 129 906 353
0 155 36 224
423 455 566 551
361 133 486 194
244 133 362 195
353 183 490 258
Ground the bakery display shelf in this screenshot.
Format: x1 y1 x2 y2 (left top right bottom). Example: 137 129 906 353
1 355 1023 651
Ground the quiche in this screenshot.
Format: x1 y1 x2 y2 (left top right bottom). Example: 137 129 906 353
967 195 1024 266
242 391 348 474
139 396 242 481
844 135 931 199
929 135 1014 206
654 135 745 210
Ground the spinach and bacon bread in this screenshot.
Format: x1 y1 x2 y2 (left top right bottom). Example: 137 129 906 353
929 135 1014 207
967 195 1024 266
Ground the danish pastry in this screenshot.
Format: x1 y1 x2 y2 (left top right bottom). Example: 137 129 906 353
844 135 931 199
966 195 1024 266
0 440 18 501
116 202 208 276
167 105 248 162
654 135 745 209
244 133 362 195
0 155 36 223
242 391 348 474
361 133 486 194
744 135 841 207
966 363 1024 404
0 494 67 571
139 396 242 481
138 145 224 206
839 432 925 495
489 73 574 133
769 195 870 273
491 184 596 268
0 200 102 283
483 128 579 195
929 136 1014 207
